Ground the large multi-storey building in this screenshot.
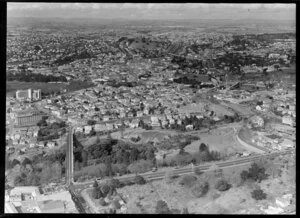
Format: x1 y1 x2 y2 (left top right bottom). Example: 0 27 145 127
16 89 41 101
16 110 45 127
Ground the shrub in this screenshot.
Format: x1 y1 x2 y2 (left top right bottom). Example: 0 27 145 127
191 181 209 198
240 163 269 183
128 160 153 174
178 175 197 188
108 178 121 189
93 180 99 188
112 199 121 210
251 188 267 200
248 163 268 182
92 187 103 199
123 180 135 186
22 157 32 166
215 179 231 191
134 175 146 185
100 184 110 197
99 198 107 206
155 200 171 214
199 143 208 152
240 170 249 182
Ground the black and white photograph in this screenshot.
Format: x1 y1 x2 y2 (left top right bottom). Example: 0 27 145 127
5 2 296 214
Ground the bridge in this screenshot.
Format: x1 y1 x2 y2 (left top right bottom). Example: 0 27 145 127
66 126 74 186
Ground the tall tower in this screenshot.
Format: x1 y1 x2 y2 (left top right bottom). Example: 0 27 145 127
28 89 32 100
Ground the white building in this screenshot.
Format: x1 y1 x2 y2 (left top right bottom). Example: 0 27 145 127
282 115 295 127
9 186 40 202
84 125 92 134
16 89 41 101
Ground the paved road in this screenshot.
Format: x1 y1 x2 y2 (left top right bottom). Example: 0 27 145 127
66 127 74 186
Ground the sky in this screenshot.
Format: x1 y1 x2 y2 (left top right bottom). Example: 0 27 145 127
7 3 296 20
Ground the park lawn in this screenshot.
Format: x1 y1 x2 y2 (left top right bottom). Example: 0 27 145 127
6 81 68 97
184 127 247 155
6 80 95 97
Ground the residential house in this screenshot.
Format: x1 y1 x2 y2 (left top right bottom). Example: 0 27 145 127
150 116 160 127
129 119 139 128
136 111 143 117
143 108 149 115
47 141 56 148
282 115 295 127
103 116 110 122
161 119 169 127
94 124 107 132
75 126 83 133
84 125 92 135
106 123 114 131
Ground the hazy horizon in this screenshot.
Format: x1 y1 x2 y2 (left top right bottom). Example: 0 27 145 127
7 3 295 21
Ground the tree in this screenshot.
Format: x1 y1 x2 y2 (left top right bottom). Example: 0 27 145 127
134 175 146 185
112 199 121 210
105 157 113 177
37 119 47 127
240 170 249 182
22 157 32 166
155 200 171 214
100 184 110 197
251 188 267 200
179 175 197 188
81 150 88 167
87 120 96 126
129 148 139 163
215 179 231 191
247 163 269 182
93 180 99 188
182 207 189 214
96 136 101 144
11 159 20 168
108 178 121 189
99 198 107 206
14 175 25 186
199 143 208 152
191 181 209 198
92 187 103 199
128 160 152 174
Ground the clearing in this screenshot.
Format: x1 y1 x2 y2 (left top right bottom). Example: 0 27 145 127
184 126 247 155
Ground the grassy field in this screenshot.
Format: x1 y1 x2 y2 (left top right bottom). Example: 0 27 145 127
184 127 247 155
115 155 295 214
6 81 68 97
6 80 95 97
